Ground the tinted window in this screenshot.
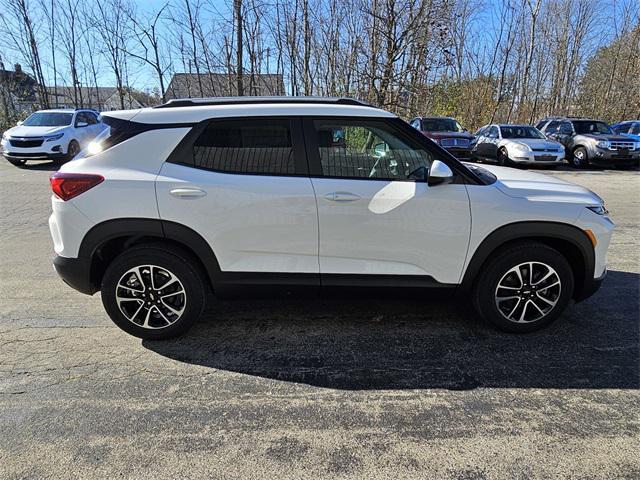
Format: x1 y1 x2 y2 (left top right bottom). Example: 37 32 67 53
535 121 546 130
312 119 432 180
488 126 499 138
632 123 640 135
192 119 294 175
23 112 73 126
545 121 559 133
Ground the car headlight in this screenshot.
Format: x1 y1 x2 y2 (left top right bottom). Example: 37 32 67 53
511 142 531 153
587 205 608 215
595 139 610 149
44 133 65 142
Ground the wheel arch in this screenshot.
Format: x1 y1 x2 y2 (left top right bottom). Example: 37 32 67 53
460 221 595 300
78 218 221 293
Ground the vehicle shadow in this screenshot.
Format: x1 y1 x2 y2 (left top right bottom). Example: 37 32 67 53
16 161 60 172
143 270 639 390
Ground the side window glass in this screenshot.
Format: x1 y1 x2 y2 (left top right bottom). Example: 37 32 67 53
632 124 640 135
488 126 498 138
313 120 433 180
559 122 573 134
192 119 295 175
545 121 559 133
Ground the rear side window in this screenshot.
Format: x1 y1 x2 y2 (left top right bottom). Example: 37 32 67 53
191 119 295 175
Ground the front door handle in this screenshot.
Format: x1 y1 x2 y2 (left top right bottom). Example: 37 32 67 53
325 192 361 202
170 187 207 199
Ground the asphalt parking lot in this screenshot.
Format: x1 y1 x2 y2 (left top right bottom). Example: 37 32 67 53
0 160 638 479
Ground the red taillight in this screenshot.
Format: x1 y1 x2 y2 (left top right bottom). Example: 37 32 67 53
50 172 104 201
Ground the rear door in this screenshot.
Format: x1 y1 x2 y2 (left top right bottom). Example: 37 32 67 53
304 117 471 285
156 117 319 282
483 126 500 159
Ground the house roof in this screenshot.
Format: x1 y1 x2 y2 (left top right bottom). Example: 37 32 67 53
165 73 285 99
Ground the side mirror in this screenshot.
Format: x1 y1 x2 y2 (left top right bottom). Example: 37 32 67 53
16 121 23 126
76 121 89 128
428 160 454 186
374 142 388 156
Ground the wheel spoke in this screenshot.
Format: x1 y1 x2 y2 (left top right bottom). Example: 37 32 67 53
518 301 530 322
497 295 520 303
528 299 546 318
116 264 187 330
506 297 522 319
535 292 556 307
537 281 560 292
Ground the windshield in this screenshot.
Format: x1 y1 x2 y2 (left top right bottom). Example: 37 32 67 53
573 121 613 135
421 118 464 133
500 126 546 139
23 112 73 127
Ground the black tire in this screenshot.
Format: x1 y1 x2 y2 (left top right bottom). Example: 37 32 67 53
66 140 80 161
7 157 27 167
570 146 589 168
472 242 574 333
497 148 513 167
101 245 207 340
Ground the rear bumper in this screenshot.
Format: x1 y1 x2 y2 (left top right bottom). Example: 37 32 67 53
53 255 97 295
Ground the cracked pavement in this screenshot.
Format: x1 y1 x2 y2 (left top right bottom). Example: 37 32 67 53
0 160 638 479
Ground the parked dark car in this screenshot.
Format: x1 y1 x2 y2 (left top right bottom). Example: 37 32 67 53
409 117 475 160
537 117 639 168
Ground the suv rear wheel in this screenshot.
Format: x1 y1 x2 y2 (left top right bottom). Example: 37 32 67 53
101 245 207 339
472 242 574 333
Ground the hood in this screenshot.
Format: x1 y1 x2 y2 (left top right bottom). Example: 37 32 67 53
619 132 640 142
506 138 561 150
5 125 68 138
474 164 603 205
580 133 632 142
423 131 475 140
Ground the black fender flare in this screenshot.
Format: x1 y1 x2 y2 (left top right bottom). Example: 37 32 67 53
78 218 222 289
459 221 595 298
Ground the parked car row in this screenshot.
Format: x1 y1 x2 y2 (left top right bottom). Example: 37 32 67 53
410 115 640 169
1 108 106 166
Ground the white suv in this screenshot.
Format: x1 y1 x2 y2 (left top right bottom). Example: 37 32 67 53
2 109 105 166
48 97 613 339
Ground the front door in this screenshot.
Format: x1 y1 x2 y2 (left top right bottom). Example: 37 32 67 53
304 118 471 285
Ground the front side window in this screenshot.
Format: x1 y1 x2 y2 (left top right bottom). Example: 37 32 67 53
488 126 499 138
312 119 432 180
23 112 73 127
545 121 559 133
192 119 294 175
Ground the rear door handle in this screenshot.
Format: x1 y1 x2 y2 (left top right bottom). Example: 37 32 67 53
325 192 361 202
170 187 207 199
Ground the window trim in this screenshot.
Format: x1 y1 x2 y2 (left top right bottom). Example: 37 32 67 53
166 116 310 177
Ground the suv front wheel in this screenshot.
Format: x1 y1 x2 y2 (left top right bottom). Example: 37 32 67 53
473 242 574 332
570 146 589 168
101 245 207 339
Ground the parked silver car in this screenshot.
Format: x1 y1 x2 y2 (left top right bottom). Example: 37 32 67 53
472 124 565 167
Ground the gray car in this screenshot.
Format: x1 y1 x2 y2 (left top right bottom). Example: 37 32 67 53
472 124 564 167
537 117 640 168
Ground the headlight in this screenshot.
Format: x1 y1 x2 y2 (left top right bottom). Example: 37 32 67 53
44 133 64 142
595 139 610 149
587 205 608 215
512 142 531 153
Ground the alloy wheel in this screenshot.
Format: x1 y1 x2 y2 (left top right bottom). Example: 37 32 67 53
494 261 561 323
115 265 187 329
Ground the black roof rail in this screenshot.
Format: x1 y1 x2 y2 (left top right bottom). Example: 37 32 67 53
154 96 373 109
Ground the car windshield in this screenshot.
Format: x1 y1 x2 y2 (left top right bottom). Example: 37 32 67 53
500 126 546 139
421 118 464 132
22 112 73 127
573 121 613 135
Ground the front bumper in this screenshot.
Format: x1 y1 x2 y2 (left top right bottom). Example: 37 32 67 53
3 151 66 161
53 255 97 295
510 151 565 164
587 147 639 166
1 138 67 161
442 146 472 161
575 268 606 302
